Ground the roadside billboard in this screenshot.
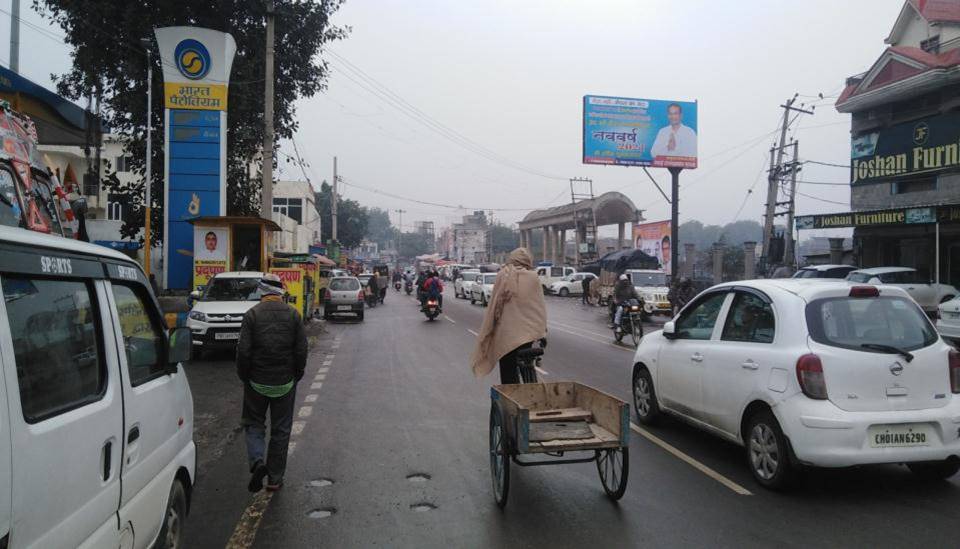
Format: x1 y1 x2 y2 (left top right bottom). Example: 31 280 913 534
583 95 697 169
633 220 672 275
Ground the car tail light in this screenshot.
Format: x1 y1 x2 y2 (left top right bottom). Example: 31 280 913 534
796 354 828 400
949 350 960 394
849 285 879 298
357 290 364 301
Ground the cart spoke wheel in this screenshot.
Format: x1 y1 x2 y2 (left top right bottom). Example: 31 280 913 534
596 447 629 500
489 405 510 508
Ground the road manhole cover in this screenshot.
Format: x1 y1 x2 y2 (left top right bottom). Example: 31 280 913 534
406 473 431 482
307 508 336 519
309 478 334 487
410 503 437 512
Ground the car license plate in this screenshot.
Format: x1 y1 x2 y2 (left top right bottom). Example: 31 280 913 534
215 332 239 340
337 305 352 311
868 424 933 448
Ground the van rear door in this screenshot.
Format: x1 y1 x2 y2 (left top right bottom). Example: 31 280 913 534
0 249 123 548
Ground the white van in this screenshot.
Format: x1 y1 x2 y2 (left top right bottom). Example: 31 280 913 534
0 225 195 548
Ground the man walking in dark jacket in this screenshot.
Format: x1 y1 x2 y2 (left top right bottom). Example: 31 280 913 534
237 276 308 492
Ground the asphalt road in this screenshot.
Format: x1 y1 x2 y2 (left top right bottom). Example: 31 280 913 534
183 287 960 549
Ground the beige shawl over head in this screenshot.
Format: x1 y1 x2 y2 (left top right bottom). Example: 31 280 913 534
470 248 547 378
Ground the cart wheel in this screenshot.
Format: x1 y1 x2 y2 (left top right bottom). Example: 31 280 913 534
596 447 629 500
489 404 510 508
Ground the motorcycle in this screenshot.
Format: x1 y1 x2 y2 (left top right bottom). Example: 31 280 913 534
404 281 413 295
423 298 440 321
365 288 378 308
613 298 644 346
394 281 402 292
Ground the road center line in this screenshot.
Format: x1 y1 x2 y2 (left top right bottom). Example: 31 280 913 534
548 319 612 340
444 315 456 324
630 423 753 496
467 329 479 337
304 393 318 403
547 324 633 353
225 491 273 549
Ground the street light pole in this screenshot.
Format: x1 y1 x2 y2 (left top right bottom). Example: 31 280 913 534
395 209 405 265
142 39 153 279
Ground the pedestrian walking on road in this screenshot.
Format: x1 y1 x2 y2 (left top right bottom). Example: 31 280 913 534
581 274 592 305
471 248 547 384
237 275 308 493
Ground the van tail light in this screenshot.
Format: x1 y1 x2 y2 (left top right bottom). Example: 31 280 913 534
949 350 960 394
796 354 828 400
849 285 879 298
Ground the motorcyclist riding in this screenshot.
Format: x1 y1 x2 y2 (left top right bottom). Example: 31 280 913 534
668 277 696 315
420 270 444 312
611 274 641 333
470 248 547 384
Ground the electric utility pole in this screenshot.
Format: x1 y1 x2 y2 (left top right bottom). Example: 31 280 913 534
395 209 406 264
260 0 275 223
142 39 153 278
9 0 19 73
331 156 338 242
761 95 812 269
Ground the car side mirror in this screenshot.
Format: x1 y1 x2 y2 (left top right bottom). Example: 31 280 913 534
168 326 192 368
662 321 678 340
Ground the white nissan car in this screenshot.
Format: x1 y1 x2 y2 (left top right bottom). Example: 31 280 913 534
631 279 960 489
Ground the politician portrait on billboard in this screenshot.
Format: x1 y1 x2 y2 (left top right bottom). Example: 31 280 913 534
583 95 697 169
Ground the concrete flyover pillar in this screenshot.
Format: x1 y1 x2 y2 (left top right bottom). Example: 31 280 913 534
828 237 844 265
541 228 549 263
561 229 567 263
520 229 528 250
713 242 724 285
684 242 696 279
554 228 562 264
743 241 757 280
618 222 626 250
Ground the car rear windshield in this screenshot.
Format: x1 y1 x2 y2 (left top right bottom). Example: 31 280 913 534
330 278 360 291
202 278 263 301
845 272 872 283
805 296 937 352
483 274 497 284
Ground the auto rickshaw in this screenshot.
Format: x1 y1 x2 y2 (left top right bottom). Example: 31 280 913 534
269 252 321 321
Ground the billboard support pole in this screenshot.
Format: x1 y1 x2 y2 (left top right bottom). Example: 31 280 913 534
669 167 681 286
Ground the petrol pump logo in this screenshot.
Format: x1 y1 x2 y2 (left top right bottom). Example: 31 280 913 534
174 39 211 80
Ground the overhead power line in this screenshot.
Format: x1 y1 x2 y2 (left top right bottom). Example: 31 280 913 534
795 190 848 206
337 175 564 212
326 50 567 182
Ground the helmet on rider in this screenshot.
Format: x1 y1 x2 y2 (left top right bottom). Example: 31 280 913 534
619 274 628 281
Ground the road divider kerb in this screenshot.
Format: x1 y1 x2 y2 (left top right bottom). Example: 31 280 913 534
629 423 753 496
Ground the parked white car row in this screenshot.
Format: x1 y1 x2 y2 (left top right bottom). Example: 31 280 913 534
631 278 960 490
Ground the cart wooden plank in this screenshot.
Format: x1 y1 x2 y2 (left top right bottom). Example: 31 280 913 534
529 407 593 423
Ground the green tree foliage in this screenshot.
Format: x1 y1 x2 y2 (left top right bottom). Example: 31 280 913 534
365 207 398 248
678 219 762 251
398 231 432 258
34 0 348 243
490 223 518 254
314 182 367 249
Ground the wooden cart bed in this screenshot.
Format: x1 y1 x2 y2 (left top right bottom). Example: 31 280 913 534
491 382 630 454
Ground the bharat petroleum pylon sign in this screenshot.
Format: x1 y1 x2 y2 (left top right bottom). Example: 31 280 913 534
155 27 236 289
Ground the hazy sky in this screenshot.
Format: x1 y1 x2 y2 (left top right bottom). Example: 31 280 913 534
5 0 905 236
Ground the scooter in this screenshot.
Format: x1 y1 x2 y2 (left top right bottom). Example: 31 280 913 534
423 298 440 321
404 281 413 295
394 281 402 292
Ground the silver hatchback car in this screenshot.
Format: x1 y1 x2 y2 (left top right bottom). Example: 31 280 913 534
323 277 365 321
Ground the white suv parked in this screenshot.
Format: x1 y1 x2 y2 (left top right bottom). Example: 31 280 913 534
454 270 480 299
187 271 270 356
631 278 960 489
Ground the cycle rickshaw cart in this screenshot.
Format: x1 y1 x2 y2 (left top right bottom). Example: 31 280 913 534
488 353 630 507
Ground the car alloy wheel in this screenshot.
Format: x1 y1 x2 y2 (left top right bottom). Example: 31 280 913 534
631 367 659 424
749 423 780 481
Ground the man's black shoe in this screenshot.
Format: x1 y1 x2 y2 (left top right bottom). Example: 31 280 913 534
248 461 268 493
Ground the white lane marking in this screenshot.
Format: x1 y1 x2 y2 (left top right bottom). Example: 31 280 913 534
315 374 326 381
467 329 479 337
311 382 323 390
325 354 335 360
549 319 616 340
547 324 633 353
298 406 313 418
292 421 305 436
287 441 297 456
444 315 456 324
304 393 318 403
322 360 333 366
225 491 273 548
630 423 753 496
318 367 329 373
535 367 549 376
